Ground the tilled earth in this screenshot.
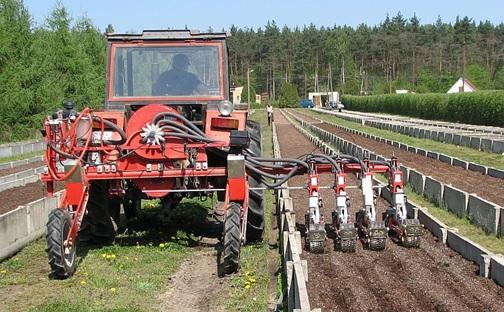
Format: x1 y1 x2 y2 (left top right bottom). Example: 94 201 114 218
0 161 44 177
275 111 504 312
288 109 504 207
0 181 63 215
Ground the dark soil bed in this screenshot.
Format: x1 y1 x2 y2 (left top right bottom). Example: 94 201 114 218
275 111 504 312
0 161 44 178
0 181 63 215
289 109 504 207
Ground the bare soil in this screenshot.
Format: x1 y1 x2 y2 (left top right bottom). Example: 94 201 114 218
275 111 504 312
289 109 504 207
0 161 44 178
0 181 62 215
158 238 228 312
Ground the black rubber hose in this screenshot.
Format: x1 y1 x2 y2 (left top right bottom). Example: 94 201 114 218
91 116 127 145
47 142 77 159
248 157 310 170
158 119 202 137
160 125 187 134
164 132 216 143
245 163 306 188
152 112 205 137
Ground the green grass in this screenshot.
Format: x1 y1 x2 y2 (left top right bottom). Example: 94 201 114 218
404 186 504 254
225 110 276 311
0 150 43 164
372 173 504 255
299 109 504 170
0 198 221 312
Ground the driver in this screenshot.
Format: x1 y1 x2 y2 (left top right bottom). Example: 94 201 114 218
153 53 206 96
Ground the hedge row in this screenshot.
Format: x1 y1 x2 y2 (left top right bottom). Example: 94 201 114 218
341 91 504 127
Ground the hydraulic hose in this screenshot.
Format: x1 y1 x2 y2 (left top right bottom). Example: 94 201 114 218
91 115 127 145
152 112 205 137
247 157 310 171
158 119 202 137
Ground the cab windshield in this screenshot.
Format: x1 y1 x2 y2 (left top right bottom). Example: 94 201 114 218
111 44 222 99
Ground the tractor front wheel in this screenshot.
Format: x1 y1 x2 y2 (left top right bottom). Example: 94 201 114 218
222 202 242 274
46 208 76 279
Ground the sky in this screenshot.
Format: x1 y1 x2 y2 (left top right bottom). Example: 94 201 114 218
24 0 504 33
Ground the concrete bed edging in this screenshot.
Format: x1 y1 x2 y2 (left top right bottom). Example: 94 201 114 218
285 109 504 285
0 139 44 159
0 191 64 261
273 119 320 312
311 108 504 181
0 155 44 171
0 166 45 192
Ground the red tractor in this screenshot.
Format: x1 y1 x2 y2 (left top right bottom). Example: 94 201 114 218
41 30 265 278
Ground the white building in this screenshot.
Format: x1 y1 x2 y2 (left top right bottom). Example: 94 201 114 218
231 86 243 104
308 91 339 107
447 78 477 93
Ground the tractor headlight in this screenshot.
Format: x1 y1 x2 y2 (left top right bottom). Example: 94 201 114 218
217 100 234 116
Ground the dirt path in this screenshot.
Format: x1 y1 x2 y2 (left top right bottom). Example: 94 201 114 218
158 238 228 312
275 111 504 312
288 109 504 207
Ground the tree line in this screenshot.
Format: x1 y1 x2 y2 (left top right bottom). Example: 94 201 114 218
0 0 105 142
228 15 504 103
2 0 504 141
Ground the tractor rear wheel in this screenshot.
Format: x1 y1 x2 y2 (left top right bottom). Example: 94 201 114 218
222 202 242 274
46 208 76 279
81 181 119 243
246 120 264 242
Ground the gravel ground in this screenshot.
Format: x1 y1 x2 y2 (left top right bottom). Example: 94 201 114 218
288 109 504 208
275 111 504 312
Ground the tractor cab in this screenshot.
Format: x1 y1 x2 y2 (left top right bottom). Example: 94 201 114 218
104 30 242 118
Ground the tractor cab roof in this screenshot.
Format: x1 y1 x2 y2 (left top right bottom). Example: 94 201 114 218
106 29 230 42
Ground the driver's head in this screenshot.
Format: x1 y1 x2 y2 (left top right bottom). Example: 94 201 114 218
172 53 190 70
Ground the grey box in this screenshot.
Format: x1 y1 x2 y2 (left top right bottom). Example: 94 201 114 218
492 140 504 154
453 134 462 145
416 148 427 156
488 168 504 180
446 230 490 276
424 176 444 205
409 170 425 194
468 194 500 234
400 166 409 185
443 185 468 217
460 135 472 148
417 206 447 243
444 133 453 144
452 158 468 170
438 154 452 165
468 163 488 175
480 138 493 153
470 137 482 150
490 255 504 287
430 130 438 141
426 151 438 160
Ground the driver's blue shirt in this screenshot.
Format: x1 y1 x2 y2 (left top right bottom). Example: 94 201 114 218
153 69 201 96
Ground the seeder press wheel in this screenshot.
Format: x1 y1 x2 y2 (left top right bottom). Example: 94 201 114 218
402 219 422 248
338 223 357 252
368 221 387 251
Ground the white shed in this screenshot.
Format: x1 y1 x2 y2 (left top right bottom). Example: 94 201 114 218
447 78 477 93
